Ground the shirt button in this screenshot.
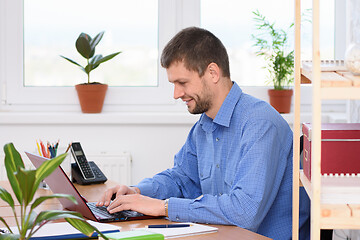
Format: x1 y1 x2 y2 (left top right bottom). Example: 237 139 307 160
216 138 220 141
176 216 180 221
216 164 220 168
219 193 223 196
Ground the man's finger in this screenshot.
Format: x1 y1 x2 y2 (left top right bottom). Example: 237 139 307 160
108 203 132 214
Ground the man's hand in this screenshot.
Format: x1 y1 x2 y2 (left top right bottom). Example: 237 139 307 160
96 185 140 207
96 185 166 216
107 194 166 216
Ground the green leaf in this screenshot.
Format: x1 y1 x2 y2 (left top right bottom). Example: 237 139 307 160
59 55 86 72
29 153 67 202
93 52 121 66
90 32 104 51
65 218 109 240
14 168 37 206
31 194 77 210
32 210 84 226
0 187 14 209
90 54 102 71
0 216 13 234
85 64 93 74
24 210 37 231
90 54 102 65
0 234 20 240
4 143 24 204
76 33 92 59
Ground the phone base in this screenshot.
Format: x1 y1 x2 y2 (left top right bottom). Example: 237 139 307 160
71 162 107 185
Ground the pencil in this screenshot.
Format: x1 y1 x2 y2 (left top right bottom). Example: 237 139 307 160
36 140 42 156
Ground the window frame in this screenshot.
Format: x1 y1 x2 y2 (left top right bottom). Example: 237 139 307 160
0 0 346 112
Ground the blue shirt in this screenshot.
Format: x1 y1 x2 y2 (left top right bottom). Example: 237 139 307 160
136 82 310 240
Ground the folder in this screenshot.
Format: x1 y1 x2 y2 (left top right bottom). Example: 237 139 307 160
135 223 218 238
99 230 164 240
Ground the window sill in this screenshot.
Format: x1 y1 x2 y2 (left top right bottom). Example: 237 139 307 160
0 112 200 125
0 111 346 125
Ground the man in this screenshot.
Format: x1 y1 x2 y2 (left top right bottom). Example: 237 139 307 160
97 27 310 239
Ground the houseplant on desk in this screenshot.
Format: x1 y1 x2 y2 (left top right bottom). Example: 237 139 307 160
0 143 108 240
61 31 121 113
252 10 294 113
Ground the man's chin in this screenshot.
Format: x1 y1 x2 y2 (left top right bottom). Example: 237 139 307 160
187 107 204 115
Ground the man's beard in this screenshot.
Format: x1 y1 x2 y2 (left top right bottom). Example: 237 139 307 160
189 94 212 114
188 81 213 115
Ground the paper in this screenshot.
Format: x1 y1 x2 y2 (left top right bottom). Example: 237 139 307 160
7 220 120 240
135 223 218 239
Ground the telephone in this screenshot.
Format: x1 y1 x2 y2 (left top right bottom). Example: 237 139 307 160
70 142 107 185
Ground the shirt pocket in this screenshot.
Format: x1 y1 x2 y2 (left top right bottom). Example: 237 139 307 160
199 164 213 194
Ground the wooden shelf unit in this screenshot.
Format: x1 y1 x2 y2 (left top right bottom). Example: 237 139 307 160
292 0 360 239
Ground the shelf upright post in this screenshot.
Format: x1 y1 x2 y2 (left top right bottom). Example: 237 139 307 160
311 0 322 239
292 0 302 239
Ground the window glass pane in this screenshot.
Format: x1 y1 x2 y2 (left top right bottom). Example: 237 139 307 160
200 0 334 86
24 0 158 87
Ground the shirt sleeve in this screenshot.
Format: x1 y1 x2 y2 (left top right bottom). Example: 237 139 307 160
135 124 203 200
167 119 291 232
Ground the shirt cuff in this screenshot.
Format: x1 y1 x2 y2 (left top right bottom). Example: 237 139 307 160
168 197 193 222
134 181 154 197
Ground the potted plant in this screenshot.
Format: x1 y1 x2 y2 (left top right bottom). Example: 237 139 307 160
252 10 294 113
0 143 108 240
61 31 121 113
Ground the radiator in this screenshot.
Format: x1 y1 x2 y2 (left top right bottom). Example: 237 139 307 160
0 152 132 185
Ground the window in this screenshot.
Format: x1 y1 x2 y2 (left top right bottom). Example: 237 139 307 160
200 0 335 87
1 0 184 110
24 0 158 87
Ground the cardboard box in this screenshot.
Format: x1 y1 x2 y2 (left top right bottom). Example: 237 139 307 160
302 123 360 180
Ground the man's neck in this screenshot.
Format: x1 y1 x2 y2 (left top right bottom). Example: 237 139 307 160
205 79 233 119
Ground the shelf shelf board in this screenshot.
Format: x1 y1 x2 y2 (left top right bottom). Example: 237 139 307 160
299 171 360 228
300 171 360 204
301 67 360 95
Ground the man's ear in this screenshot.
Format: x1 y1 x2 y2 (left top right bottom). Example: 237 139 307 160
207 62 220 83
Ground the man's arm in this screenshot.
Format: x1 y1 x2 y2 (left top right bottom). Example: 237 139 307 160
96 124 203 215
166 120 291 232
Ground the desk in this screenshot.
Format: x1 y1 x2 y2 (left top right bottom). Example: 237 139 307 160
0 181 270 240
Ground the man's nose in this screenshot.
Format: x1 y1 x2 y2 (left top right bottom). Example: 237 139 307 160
173 85 184 99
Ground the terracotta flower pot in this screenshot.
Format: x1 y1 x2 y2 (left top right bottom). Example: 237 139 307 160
75 83 108 113
268 89 293 114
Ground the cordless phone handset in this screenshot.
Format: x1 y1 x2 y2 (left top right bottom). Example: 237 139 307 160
70 142 95 180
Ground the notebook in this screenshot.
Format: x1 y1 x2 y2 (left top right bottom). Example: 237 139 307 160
26 152 157 223
5 220 120 240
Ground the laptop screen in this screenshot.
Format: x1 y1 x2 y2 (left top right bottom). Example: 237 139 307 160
25 152 96 221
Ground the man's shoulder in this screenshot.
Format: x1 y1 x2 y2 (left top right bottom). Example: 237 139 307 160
233 93 290 131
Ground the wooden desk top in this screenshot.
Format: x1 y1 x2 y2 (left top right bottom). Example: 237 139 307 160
0 181 270 240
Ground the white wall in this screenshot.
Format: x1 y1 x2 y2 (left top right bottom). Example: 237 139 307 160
0 112 197 184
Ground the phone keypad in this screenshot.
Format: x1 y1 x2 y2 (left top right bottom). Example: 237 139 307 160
76 155 95 179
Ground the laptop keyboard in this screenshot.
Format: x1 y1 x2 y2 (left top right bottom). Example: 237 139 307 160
87 202 144 221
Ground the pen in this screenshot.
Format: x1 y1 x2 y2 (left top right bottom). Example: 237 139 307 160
65 143 72 153
148 224 191 228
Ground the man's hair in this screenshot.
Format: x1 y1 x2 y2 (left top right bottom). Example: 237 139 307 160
160 27 230 78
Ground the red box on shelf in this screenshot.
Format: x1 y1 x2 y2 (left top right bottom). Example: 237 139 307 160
302 123 360 180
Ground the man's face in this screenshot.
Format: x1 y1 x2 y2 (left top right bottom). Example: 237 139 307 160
166 61 213 115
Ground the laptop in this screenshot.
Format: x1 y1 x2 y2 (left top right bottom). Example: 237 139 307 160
25 151 158 223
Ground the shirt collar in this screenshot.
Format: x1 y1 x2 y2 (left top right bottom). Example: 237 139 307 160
199 82 242 129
